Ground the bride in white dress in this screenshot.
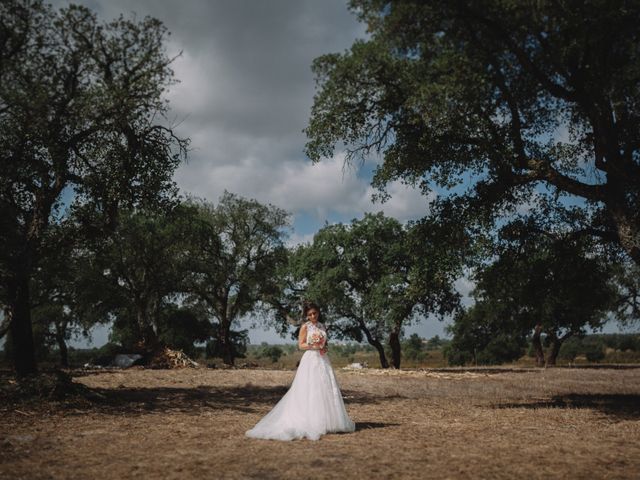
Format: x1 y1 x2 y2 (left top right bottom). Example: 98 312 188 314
245 303 356 441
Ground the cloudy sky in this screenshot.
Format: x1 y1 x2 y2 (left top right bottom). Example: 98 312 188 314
48 0 460 345
65 0 432 241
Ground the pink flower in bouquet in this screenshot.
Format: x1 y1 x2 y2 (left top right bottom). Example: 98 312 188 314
309 332 325 349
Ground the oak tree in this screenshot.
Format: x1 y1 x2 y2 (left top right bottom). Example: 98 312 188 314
291 212 461 368
185 193 290 366
0 2 187 375
306 0 640 270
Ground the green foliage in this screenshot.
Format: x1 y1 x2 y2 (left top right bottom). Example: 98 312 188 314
334 343 362 358
425 335 447 351
184 192 290 365
547 333 640 363
281 344 298 355
306 0 640 266
584 343 606 363
402 334 426 362
289 212 462 368
558 337 581 362
471 223 618 365
27 220 103 365
0 0 187 375
30 305 66 360
0 0 187 266
108 317 141 352
611 334 640 352
156 307 213 357
611 262 640 327
80 204 202 350
257 344 285 363
444 303 527 366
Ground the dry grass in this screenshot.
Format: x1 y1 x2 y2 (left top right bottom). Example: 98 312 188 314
236 348 450 370
1 366 639 479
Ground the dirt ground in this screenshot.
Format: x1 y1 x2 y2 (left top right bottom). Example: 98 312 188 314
1 365 639 479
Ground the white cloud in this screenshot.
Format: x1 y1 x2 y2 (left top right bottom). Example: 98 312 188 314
360 181 436 222
175 152 361 215
54 0 432 229
176 151 434 226
53 0 438 233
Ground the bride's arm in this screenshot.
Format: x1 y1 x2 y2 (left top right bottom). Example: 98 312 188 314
298 324 309 350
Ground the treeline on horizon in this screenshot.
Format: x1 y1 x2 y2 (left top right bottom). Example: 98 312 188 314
4 193 636 372
2 1 640 377
3 332 639 370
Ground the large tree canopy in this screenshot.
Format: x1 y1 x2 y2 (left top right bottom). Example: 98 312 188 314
77 205 201 351
0 1 187 375
450 222 618 366
290 212 462 368
185 193 290 366
306 0 640 266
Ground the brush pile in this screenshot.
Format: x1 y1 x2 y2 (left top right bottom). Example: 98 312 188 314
148 348 199 369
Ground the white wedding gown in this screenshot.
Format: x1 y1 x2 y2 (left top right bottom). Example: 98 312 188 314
245 321 356 441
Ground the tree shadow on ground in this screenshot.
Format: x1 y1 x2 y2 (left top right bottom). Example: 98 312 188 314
84 384 290 415
0 369 397 417
493 393 640 420
75 385 392 416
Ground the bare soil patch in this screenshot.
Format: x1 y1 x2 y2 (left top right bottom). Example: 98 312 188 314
1 366 639 479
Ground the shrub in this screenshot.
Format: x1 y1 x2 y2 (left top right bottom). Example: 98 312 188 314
403 334 426 361
260 345 284 363
584 343 605 362
559 337 582 362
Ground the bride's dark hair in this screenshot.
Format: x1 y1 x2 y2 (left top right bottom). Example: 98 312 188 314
302 301 322 322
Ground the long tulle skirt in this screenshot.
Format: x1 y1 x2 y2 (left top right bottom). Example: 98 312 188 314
245 350 355 441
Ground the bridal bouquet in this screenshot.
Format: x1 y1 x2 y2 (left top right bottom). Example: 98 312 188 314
309 332 327 355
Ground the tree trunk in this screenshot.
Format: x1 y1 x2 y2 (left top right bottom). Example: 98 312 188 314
389 330 401 369
357 318 389 368
136 302 158 351
54 321 68 368
546 347 559 366
372 339 389 369
546 331 571 367
56 334 69 368
7 275 37 377
220 318 234 366
532 323 545 367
